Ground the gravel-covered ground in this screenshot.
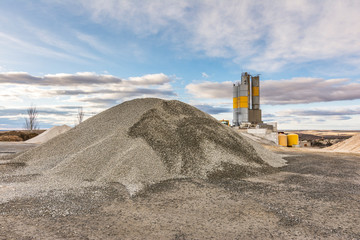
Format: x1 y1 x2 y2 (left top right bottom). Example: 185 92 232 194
0 142 38 158
0 143 359 239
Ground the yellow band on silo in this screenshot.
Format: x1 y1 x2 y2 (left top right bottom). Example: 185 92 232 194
233 97 238 108
238 96 248 108
252 87 259 96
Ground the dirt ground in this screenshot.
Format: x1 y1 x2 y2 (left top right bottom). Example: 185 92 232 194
0 143 359 239
286 130 360 137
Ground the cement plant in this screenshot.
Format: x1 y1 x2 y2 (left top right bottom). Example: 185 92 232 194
0 77 359 239
2 0 360 238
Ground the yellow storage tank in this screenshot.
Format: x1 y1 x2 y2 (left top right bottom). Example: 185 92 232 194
287 134 299 147
278 134 287 147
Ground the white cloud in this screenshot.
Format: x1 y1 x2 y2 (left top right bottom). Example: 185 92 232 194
22 24 101 61
75 32 112 54
0 71 177 128
185 77 360 104
261 78 360 104
186 81 232 99
201 72 209 78
278 107 360 117
0 72 171 87
0 32 86 63
268 106 360 130
69 0 360 72
0 72 119 86
0 72 176 109
0 94 22 102
127 73 170 85
76 0 191 36
0 13 107 64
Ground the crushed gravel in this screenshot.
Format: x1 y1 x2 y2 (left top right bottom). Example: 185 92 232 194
327 133 360 153
1 151 359 239
26 125 71 144
3 98 285 201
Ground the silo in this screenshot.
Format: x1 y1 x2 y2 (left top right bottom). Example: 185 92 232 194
239 73 249 123
232 83 239 126
247 74 251 111
251 76 260 110
249 75 262 124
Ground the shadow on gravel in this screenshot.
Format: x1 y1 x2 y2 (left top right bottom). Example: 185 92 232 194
280 153 358 178
278 153 360 202
0 162 25 174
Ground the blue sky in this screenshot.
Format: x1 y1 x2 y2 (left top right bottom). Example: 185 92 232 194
1 0 360 130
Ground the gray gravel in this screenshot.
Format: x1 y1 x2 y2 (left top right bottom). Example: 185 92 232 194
0 150 359 239
26 125 71 144
4 98 283 199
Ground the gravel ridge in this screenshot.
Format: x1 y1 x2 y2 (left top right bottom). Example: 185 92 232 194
26 125 71 144
10 98 283 195
326 133 360 153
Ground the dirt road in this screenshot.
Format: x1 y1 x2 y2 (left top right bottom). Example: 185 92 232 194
0 144 359 239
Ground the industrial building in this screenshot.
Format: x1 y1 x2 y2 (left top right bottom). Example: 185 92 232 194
232 74 299 146
233 72 262 126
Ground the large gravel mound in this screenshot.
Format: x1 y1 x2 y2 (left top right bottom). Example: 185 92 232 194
26 125 71 144
14 98 282 193
327 133 360 153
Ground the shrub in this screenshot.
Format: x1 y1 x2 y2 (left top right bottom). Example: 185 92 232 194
0 131 39 141
0 135 23 141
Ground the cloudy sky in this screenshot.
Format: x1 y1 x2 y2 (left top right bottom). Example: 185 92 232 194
1 0 360 130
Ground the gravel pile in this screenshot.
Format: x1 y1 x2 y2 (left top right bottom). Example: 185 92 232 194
26 125 71 144
326 133 360 153
12 98 284 194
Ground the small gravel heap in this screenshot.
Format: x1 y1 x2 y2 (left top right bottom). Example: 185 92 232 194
327 133 360 153
14 98 283 193
26 125 71 144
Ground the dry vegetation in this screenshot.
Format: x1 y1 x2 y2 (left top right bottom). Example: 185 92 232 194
0 130 44 142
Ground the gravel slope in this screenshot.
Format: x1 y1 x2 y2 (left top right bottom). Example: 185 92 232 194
12 98 284 194
327 133 360 153
26 125 71 144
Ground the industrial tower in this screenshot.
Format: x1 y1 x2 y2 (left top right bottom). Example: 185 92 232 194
233 72 262 126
